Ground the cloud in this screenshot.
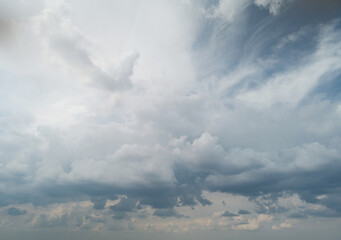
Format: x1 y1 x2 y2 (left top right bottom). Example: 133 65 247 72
7 207 27 216
237 209 251 215
237 21 341 108
153 208 184 218
91 197 107 210
232 214 273 230
272 221 293 230
33 213 69 228
32 2 139 91
109 198 140 213
289 212 307 219
112 212 129 220
1 0 341 236
254 0 292 15
222 210 238 217
207 0 250 21
205 0 292 22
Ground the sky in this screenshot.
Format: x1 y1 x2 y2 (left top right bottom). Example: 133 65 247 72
1 0 341 239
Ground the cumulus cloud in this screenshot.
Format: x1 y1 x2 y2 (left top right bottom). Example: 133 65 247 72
32 2 139 91
232 214 273 230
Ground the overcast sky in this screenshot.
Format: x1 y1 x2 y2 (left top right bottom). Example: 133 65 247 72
1 0 341 239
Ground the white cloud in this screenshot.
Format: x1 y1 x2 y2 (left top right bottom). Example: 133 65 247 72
208 0 250 21
272 221 293 230
254 0 293 15
32 2 139 91
233 214 272 230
